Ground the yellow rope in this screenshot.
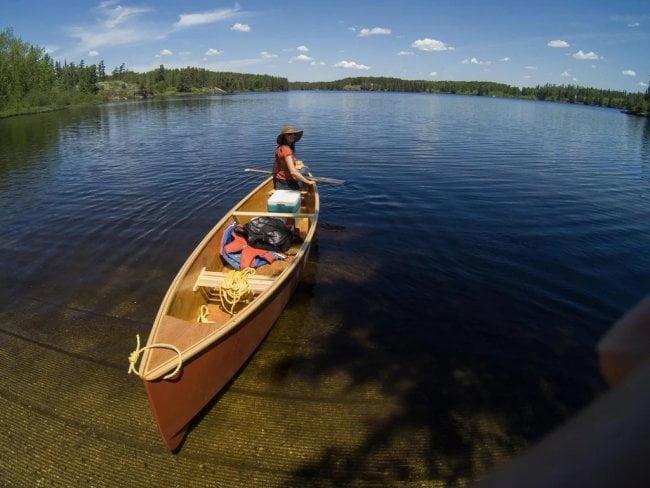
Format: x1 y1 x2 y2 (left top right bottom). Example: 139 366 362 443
197 304 214 323
127 334 182 380
219 268 256 315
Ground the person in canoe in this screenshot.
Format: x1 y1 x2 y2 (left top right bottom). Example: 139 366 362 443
274 126 315 190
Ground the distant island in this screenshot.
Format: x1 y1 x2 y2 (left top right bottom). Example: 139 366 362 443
1 28 647 119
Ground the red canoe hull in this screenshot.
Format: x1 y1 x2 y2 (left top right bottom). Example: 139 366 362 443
143 263 304 451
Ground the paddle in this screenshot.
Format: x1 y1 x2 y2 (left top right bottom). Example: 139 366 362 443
244 168 345 185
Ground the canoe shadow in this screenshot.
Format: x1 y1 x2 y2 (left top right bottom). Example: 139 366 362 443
264 250 605 485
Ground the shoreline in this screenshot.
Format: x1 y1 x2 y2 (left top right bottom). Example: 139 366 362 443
2 88 647 120
0 88 234 120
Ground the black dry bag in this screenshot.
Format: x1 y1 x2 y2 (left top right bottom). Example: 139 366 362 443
244 217 293 253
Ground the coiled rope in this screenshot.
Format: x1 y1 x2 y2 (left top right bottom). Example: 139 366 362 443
128 334 183 380
219 268 256 315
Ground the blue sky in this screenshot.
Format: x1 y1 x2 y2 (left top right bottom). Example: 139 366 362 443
1 0 648 91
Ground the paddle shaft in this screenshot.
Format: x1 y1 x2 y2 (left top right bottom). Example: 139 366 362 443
244 168 345 185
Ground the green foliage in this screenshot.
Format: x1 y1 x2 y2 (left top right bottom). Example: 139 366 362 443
290 77 648 116
0 28 100 116
290 77 521 97
111 65 289 93
0 28 289 117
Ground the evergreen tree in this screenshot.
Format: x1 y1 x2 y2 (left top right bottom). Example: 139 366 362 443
154 64 166 83
97 60 106 80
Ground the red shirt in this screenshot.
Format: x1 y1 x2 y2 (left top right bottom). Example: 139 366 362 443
274 145 294 181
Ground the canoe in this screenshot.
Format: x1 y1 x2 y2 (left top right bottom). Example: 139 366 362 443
132 176 319 451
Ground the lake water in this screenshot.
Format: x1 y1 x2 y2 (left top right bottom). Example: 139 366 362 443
1 92 649 485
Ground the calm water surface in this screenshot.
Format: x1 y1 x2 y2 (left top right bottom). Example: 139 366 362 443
1 92 649 485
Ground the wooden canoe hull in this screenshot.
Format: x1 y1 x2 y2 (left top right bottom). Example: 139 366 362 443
143 254 308 451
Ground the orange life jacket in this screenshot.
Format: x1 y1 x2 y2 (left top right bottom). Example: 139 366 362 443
223 230 281 269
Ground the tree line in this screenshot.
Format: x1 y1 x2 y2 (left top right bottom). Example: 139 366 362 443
112 64 288 96
289 77 650 116
0 28 288 117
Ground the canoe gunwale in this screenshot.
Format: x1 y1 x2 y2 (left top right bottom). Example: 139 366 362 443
140 176 319 381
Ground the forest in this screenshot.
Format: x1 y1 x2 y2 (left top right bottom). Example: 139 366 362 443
0 28 288 117
290 77 650 115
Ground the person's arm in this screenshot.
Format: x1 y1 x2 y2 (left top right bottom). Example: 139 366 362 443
285 155 314 186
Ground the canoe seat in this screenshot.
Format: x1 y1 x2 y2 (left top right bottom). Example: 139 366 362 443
192 268 275 293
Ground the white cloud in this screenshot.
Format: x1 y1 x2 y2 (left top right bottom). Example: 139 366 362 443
88 50 99 57
547 39 570 48
499 57 511 62
334 60 370 70
260 51 277 59
462 57 491 65
231 23 251 32
523 75 531 79
67 2 163 52
560 70 571 77
429 71 437 76
44 46 59 55
622 69 636 76
398 51 413 56
174 6 241 29
358 27 392 37
525 65 538 70
628 22 640 27
572 77 578 82
639 82 649 87
296 45 309 52
591 64 597 69
319 61 326 65
412 38 454 51
347 27 356 32
205 48 222 56
572 50 601 60
290 54 313 62
102 5 151 29
159 49 173 56
178 51 191 56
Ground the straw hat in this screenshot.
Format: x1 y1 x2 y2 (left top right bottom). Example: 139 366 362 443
276 125 303 145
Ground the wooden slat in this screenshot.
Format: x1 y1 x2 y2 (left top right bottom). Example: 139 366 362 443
201 271 275 281
232 211 315 219
193 268 275 292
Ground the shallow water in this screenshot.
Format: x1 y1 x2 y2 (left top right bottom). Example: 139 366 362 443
1 92 649 485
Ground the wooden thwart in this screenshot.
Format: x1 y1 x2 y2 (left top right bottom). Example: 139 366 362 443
193 268 275 293
232 211 315 219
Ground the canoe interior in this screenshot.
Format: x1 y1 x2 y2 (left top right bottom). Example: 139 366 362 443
142 177 317 377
